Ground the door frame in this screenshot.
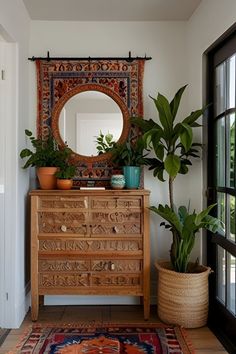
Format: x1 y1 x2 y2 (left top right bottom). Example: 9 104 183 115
0 28 19 328
204 24 236 352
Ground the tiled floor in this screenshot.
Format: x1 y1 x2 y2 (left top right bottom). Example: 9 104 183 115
0 305 227 353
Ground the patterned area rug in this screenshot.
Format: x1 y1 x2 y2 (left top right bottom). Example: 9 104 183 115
7 323 194 353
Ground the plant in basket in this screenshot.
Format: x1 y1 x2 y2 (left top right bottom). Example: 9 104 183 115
132 85 223 328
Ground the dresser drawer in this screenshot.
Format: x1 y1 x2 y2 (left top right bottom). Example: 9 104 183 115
38 259 90 272
39 259 142 273
90 273 142 288
38 238 143 255
38 273 142 290
38 211 88 235
39 273 89 288
91 259 142 272
90 211 141 236
39 196 88 209
90 197 142 210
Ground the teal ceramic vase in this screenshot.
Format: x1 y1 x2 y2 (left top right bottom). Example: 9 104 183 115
110 174 125 189
123 166 141 189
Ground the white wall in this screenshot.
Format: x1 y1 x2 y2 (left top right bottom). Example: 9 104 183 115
0 0 30 328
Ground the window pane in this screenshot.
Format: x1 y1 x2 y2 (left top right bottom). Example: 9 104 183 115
227 254 236 315
227 54 236 110
216 118 225 186
217 192 225 236
229 195 235 242
226 114 235 188
217 246 226 304
215 62 226 116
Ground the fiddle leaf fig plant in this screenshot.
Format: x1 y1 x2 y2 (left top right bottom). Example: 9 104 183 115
132 85 223 273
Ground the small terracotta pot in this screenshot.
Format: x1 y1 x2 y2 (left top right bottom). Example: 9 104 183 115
57 179 73 190
37 167 58 190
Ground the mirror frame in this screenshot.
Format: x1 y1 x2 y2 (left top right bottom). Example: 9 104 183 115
51 83 130 163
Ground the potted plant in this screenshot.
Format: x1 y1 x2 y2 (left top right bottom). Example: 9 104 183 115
111 135 147 189
55 164 76 190
132 85 223 328
20 129 71 189
95 131 116 155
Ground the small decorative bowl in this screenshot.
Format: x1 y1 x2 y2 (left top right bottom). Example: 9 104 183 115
110 174 125 190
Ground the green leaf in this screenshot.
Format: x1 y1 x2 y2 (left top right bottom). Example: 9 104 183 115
150 204 183 235
179 163 188 174
195 204 216 226
20 148 32 158
153 144 164 161
183 107 207 126
25 129 32 137
164 154 180 178
170 85 187 120
130 117 158 132
151 93 173 137
157 169 165 182
179 123 193 152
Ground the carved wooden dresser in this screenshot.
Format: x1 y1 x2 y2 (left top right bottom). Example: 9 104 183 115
29 189 150 321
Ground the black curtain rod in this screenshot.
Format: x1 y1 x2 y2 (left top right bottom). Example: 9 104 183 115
28 51 152 62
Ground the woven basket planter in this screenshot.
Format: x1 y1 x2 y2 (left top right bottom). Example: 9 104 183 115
155 261 211 328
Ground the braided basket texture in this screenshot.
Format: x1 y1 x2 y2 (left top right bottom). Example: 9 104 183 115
155 261 211 328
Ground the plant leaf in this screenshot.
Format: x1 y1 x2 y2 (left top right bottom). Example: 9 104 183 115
179 123 193 152
164 154 180 178
151 93 173 138
170 85 187 120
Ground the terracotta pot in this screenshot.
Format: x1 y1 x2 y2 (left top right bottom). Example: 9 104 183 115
36 167 58 190
57 179 73 190
155 261 211 328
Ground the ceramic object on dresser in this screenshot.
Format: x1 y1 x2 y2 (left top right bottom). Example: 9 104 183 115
110 174 125 189
37 167 58 190
123 166 141 189
57 178 73 190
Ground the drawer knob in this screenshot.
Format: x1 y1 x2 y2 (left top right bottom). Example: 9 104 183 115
110 262 115 271
61 225 67 232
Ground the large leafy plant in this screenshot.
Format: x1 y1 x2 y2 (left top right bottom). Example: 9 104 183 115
132 85 223 273
20 129 71 169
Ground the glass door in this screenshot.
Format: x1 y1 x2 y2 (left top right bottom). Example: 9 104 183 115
207 31 236 352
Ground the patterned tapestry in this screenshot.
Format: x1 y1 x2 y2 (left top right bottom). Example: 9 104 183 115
36 59 145 187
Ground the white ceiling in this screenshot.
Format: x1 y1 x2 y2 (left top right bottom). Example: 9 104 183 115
22 0 202 21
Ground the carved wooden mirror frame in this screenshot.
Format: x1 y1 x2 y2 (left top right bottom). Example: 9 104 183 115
51 83 130 164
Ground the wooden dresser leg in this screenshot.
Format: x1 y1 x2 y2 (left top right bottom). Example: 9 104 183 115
143 296 150 320
39 295 44 306
31 294 39 321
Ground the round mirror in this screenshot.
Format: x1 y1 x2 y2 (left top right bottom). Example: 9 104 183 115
59 91 123 156
52 84 130 163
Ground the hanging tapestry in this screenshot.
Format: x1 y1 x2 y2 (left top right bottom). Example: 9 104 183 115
36 59 145 187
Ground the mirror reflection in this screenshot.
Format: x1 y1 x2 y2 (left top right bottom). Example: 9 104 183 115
59 90 123 156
